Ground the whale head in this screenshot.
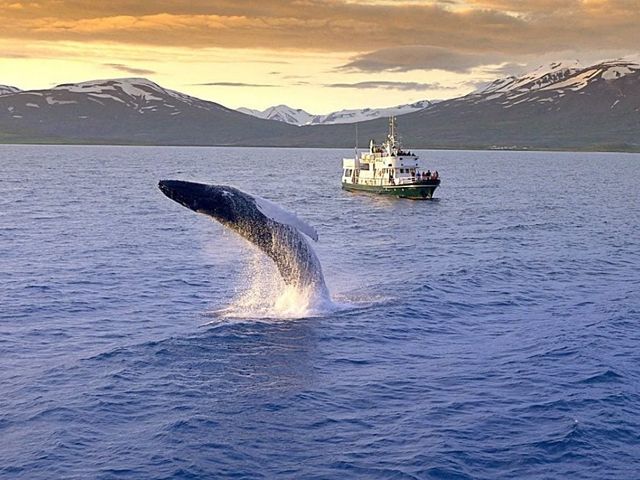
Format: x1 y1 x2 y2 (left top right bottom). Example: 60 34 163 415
158 180 246 224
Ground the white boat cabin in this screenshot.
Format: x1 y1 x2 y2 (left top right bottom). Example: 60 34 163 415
342 117 431 187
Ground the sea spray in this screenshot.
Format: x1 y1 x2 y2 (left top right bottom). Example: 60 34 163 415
220 249 335 319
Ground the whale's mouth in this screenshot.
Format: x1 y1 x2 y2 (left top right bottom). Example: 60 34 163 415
158 180 181 196
158 180 172 198
158 180 195 210
158 180 183 205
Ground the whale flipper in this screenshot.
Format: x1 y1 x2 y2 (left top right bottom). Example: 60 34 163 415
253 195 318 242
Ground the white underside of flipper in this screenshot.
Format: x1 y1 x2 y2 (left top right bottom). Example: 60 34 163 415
253 195 318 242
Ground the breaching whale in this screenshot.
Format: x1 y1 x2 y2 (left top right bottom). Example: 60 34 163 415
158 180 328 295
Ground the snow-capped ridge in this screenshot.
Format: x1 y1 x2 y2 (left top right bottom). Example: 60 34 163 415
238 99 433 126
1 77 233 121
310 100 433 125
474 60 583 96
55 78 169 102
469 58 640 109
50 77 219 111
237 104 315 125
52 77 232 115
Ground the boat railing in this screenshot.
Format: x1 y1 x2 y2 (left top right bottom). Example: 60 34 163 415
352 177 438 187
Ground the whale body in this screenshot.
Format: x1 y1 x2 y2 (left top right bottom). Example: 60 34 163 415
158 180 328 294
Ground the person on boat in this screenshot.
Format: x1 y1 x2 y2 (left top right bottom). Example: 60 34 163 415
426 170 431 179
433 170 439 180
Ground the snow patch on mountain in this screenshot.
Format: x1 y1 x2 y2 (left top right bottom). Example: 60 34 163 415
602 66 635 80
46 97 77 105
0 85 21 96
598 60 640 80
540 68 599 91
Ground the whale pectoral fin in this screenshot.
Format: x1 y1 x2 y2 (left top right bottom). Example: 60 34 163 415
253 195 318 242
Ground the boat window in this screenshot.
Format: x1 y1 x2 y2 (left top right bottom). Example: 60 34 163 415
361 164 370 170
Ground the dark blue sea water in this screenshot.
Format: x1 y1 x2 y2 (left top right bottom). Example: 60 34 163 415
1 145 639 479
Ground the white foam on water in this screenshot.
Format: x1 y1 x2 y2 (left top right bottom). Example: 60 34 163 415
202 277 388 328
200 232 385 327
211 251 338 321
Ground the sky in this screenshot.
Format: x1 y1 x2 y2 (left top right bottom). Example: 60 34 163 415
0 0 638 113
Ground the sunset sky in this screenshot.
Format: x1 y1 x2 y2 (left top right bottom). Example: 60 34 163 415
1 0 638 113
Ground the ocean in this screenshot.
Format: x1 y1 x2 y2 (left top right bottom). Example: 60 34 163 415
1 145 639 479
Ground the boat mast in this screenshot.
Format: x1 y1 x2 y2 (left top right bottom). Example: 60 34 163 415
389 116 395 141
387 116 397 156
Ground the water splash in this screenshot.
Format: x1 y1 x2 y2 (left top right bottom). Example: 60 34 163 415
214 250 336 320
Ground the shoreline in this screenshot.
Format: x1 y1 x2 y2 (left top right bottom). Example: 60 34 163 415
1 141 639 154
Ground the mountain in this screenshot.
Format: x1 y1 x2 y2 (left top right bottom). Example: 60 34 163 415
238 100 433 126
404 58 640 150
237 105 315 125
0 78 296 144
1 59 639 150
0 85 21 96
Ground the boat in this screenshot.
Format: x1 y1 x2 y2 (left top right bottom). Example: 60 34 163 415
341 117 440 199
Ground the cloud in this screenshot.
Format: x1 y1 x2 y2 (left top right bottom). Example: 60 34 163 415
0 1 637 69
0 52 29 58
339 46 505 73
480 62 528 77
104 63 156 75
195 82 277 87
326 80 453 91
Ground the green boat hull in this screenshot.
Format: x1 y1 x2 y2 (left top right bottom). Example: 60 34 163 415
342 180 440 199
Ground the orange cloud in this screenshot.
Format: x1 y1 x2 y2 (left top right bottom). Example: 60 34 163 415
27 14 250 34
0 0 637 64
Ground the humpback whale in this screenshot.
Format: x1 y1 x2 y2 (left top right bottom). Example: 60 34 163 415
158 180 328 295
